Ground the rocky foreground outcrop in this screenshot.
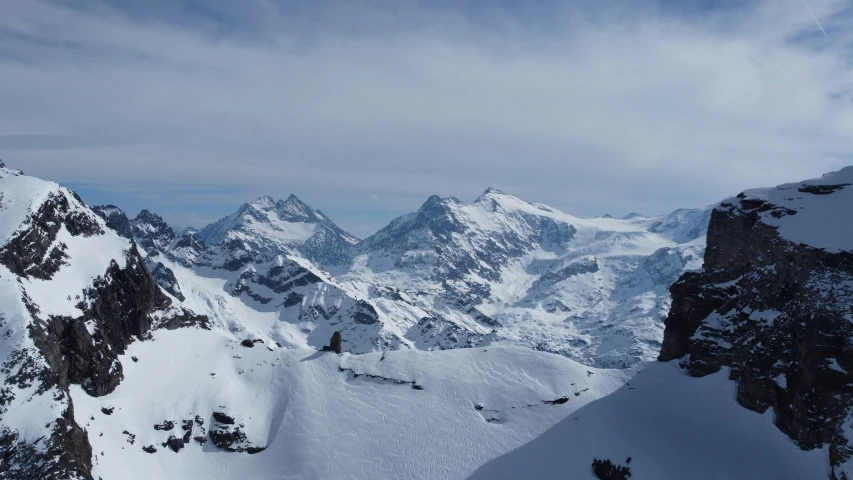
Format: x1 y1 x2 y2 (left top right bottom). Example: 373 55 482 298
0 164 208 479
659 167 853 477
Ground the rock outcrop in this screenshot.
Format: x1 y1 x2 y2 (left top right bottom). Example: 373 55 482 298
659 167 853 476
323 331 343 354
0 164 210 479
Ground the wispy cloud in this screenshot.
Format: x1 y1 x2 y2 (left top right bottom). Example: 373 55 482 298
1 0 852 232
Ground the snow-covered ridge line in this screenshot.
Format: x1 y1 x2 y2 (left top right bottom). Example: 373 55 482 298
77 169 716 367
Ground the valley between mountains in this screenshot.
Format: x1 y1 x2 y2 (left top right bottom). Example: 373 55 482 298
0 160 851 479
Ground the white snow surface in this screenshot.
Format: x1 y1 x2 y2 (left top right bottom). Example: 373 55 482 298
71 337 629 480
0 165 58 244
733 166 853 253
470 361 831 480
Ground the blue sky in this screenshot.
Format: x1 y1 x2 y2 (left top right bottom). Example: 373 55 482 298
1 0 852 237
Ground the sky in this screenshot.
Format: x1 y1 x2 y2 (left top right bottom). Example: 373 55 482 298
1 0 852 237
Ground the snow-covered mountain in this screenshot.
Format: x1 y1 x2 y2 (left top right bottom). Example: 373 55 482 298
0 163 207 479
471 167 853 479
87 186 715 367
96 187 711 367
3 159 850 480
195 194 358 268
0 163 633 479
338 188 711 367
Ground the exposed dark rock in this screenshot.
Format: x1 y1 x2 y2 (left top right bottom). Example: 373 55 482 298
322 331 343 354
122 431 136 445
100 407 114 415
798 184 850 195
241 339 256 348
92 205 133 239
131 210 175 256
544 397 569 405
165 436 185 453
282 292 304 308
592 458 632 480
659 185 853 472
28 246 171 397
0 404 94 480
154 421 175 431
209 426 248 451
207 413 264 453
212 412 235 425
352 300 379 325
145 259 185 301
181 420 194 443
0 191 102 280
154 309 210 331
142 445 156 454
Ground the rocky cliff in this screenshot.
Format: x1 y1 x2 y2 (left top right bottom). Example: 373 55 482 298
0 164 208 479
659 167 853 477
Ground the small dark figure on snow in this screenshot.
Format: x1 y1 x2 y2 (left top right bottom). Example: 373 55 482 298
322 331 343 354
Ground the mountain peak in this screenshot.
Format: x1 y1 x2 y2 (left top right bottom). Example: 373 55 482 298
276 194 316 222
135 209 163 221
250 195 276 210
481 187 505 196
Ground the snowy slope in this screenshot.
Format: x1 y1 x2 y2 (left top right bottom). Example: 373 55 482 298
0 163 207 478
729 166 853 253
470 361 829 480
69 336 629 480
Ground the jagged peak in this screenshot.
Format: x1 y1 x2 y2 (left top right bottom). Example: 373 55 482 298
419 195 463 213
134 209 165 223
250 195 276 210
276 194 318 222
93 204 126 215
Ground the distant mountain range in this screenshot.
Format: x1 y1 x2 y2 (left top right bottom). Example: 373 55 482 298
92 185 712 368
4 158 849 479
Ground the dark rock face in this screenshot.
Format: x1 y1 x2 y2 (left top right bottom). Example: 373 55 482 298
166 231 205 267
0 191 211 479
92 205 133 239
29 247 171 397
131 210 175 255
659 189 853 472
322 331 343 354
208 413 265 454
145 259 185 301
591 458 632 480
165 436 185 453
154 421 175 431
352 301 379 325
212 412 235 425
0 191 102 279
0 405 92 480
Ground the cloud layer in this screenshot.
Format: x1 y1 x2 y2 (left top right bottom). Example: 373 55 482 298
1 0 852 235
